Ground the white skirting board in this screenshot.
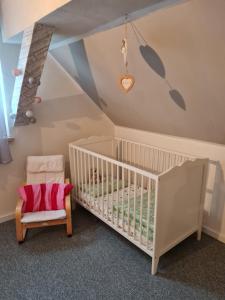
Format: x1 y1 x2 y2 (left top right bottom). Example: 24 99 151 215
0 212 15 224
203 226 225 244
0 211 224 243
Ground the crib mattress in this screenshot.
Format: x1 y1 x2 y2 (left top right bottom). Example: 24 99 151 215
79 183 155 242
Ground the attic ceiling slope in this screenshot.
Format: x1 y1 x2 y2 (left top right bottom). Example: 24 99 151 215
41 0 185 49
52 0 225 144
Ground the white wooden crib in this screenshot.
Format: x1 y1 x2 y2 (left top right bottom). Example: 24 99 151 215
69 136 208 275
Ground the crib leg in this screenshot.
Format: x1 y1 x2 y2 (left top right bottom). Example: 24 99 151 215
151 256 159 275
197 228 202 241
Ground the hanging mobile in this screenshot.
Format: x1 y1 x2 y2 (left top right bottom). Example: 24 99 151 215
119 15 135 93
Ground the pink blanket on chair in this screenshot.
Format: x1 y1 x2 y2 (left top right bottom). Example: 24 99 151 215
18 183 73 213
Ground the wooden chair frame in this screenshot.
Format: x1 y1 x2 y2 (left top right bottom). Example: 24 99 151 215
15 179 72 242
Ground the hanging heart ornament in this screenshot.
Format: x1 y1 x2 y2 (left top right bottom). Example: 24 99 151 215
119 74 135 93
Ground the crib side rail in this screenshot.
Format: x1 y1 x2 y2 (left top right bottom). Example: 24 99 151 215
115 137 194 174
70 144 158 181
69 143 158 254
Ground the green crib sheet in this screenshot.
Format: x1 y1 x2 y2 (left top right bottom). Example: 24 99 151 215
81 179 155 241
113 191 155 241
81 179 126 198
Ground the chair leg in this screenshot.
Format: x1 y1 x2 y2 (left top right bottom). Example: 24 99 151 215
16 222 26 243
66 216 72 237
65 194 72 237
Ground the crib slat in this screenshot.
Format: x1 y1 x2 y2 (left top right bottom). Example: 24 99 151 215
138 144 141 168
101 159 104 216
140 175 144 244
174 154 177 167
127 170 131 235
167 152 170 170
80 152 84 196
116 164 119 227
150 148 153 172
162 151 165 173
146 178 151 248
106 161 109 220
75 149 79 199
84 153 87 200
111 162 114 224
152 148 155 172
127 142 130 165
97 157 100 213
134 143 136 167
143 146 146 172
92 156 95 211
156 149 160 173
141 146 144 171
77 150 81 199
69 147 74 183
72 148 77 198
153 149 156 172
112 139 114 158
133 172 137 239
130 143 133 165
88 154 91 206
125 141 127 164
169 152 172 169
122 167 125 230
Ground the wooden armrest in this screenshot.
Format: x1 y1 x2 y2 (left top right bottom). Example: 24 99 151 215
65 194 71 215
15 198 23 220
16 181 26 220
65 178 72 215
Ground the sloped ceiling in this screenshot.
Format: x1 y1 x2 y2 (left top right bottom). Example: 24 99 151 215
52 0 225 144
5 0 183 46
37 54 83 100
41 0 179 41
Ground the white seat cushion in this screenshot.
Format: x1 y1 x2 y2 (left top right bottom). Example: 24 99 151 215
21 210 66 224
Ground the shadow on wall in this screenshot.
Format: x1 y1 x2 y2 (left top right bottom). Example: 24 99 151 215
68 28 186 111
69 40 107 110
140 45 186 111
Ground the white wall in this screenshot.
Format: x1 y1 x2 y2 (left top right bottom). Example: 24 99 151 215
0 54 114 222
115 125 225 243
0 0 71 39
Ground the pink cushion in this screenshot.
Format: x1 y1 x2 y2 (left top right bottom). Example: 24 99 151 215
18 183 73 213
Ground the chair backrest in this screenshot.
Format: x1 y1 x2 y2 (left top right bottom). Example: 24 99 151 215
26 155 65 184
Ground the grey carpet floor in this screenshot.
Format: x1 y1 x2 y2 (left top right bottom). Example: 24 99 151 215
0 206 224 300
